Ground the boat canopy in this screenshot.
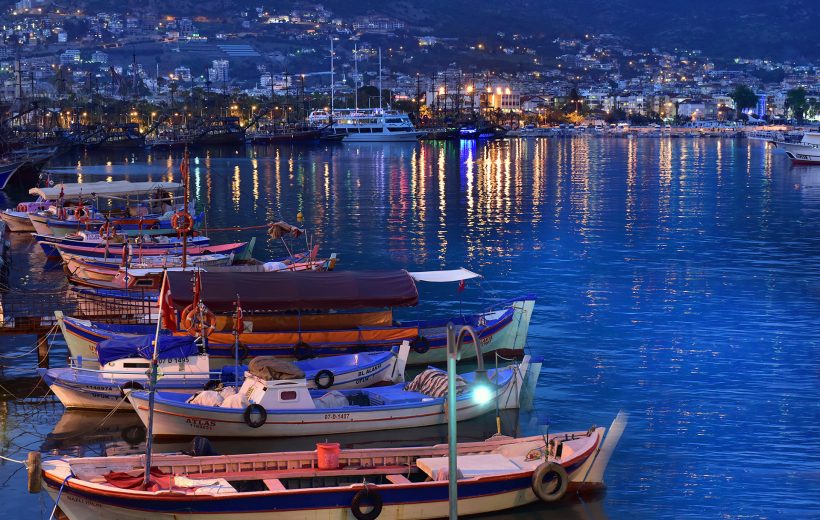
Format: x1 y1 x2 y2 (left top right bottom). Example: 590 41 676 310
97 335 197 365
29 181 183 201
409 268 481 283
164 270 419 313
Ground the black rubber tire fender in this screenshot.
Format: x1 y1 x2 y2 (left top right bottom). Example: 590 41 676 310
531 461 569 502
119 381 144 398
243 403 267 428
294 341 313 360
314 369 335 390
351 485 383 520
410 335 430 354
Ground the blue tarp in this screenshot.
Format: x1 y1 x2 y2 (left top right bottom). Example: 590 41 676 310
97 335 198 365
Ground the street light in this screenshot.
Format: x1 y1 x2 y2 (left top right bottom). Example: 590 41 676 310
445 323 493 520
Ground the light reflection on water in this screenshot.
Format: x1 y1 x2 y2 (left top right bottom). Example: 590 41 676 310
0 138 818 518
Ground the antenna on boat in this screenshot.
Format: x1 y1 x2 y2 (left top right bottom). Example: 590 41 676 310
233 295 243 389
142 270 167 488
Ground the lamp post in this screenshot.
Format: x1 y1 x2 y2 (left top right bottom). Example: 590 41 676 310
446 323 490 520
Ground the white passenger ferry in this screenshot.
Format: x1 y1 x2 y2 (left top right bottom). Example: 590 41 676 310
309 108 422 142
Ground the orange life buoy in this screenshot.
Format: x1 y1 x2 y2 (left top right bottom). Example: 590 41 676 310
181 303 215 337
99 221 117 241
171 211 194 234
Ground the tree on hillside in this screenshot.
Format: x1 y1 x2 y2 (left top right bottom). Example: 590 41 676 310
565 87 584 114
785 87 808 122
730 85 758 116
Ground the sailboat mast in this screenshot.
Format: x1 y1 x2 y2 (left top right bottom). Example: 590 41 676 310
378 48 383 112
142 283 166 488
354 44 358 111
329 38 334 117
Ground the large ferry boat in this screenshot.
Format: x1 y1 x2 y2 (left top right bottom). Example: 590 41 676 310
309 108 422 142
771 132 820 164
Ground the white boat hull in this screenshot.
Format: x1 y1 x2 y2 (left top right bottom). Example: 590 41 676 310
0 210 36 232
48 486 551 520
48 380 196 410
127 360 528 437
412 299 535 364
342 132 421 142
772 139 820 164
42 418 620 520
28 213 56 236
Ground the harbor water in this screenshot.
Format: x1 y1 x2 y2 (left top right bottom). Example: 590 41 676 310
0 137 818 518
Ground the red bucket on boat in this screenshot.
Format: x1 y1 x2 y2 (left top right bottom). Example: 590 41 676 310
316 443 341 470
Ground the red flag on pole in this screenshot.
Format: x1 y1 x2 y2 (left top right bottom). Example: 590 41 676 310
457 279 466 293
234 297 243 334
192 270 201 304
180 151 190 186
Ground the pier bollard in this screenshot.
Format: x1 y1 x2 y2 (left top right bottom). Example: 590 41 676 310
27 451 41 493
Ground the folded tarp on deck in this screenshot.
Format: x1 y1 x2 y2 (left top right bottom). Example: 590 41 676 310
165 270 419 313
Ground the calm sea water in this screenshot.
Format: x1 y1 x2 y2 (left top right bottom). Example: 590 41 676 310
0 137 818 518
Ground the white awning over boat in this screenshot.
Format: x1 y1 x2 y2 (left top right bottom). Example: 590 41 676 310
409 268 482 283
29 181 183 201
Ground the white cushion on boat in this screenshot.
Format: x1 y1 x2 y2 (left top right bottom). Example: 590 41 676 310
187 390 223 407
220 392 249 409
313 390 349 408
416 454 522 481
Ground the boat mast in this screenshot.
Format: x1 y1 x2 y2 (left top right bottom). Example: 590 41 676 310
181 149 190 267
329 38 335 119
142 280 166 488
378 48 383 113
354 44 358 112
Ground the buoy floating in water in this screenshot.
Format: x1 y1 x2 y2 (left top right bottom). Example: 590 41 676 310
296 211 304 222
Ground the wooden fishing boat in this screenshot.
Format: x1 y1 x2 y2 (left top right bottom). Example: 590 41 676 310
64 254 237 289
159 269 534 365
54 269 531 366
0 203 45 231
35 232 210 259
39 413 626 519
25 180 186 237
56 240 251 263
0 159 26 189
125 356 532 438
32 212 202 239
41 339 410 410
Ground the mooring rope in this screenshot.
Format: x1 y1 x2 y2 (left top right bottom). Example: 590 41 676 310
49 474 72 520
0 323 59 360
203 224 271 232
0 454 26 465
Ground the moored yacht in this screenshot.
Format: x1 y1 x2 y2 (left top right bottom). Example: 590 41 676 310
771 132 820 164
310 108 422 142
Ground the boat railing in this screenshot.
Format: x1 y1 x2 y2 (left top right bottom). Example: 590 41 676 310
65 360 216 380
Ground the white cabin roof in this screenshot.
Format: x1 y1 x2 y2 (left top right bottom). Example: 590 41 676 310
409 268 482 283
30 181 183 201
